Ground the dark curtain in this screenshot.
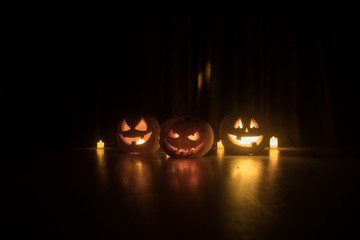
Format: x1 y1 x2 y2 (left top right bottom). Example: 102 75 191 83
4 0 359 148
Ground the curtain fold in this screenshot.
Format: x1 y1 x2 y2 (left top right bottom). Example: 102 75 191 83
6 0 358 147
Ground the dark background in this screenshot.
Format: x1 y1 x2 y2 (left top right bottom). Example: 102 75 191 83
2 0 359 148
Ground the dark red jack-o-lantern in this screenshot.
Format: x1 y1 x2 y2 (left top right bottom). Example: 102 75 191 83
219 113 267 154
116 113 160 153
160 116 214 158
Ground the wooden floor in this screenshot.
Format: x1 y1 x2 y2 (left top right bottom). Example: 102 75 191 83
4 147 359 239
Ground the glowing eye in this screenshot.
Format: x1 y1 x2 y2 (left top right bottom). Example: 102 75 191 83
234 118 243 129
134 118 147 131
187 131 200 141
250 118 259 128
169 130 179 139
121 120 131 131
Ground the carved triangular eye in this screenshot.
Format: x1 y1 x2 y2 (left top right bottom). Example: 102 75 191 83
250 118 259 128
188 131 200 141
234 118 243 129
134 118 147 131
168 130 179 139
121 120 131 132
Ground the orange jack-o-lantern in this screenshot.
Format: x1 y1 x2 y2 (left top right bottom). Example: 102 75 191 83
219 113 267 154
160 116 214 158
116 113 160 153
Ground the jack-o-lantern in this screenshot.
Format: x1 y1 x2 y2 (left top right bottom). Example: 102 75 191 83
219 113 267 154
160 116 214 158
116 113 160 153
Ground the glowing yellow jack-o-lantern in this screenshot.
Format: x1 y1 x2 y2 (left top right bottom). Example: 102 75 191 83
220 113 267 154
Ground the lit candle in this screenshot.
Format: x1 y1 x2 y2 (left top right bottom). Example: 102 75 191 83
217 140 224 148
270 136 278 149
97 140 104 149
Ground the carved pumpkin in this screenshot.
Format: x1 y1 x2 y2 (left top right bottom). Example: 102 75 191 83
160 116 214 158
219 113 267 154
116 113 160 153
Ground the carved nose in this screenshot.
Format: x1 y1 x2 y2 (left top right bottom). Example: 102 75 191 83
245 128 249 132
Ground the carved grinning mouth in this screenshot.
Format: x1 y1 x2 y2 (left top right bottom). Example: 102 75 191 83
120 132 152 145
227 134 264 147
164 140 205 157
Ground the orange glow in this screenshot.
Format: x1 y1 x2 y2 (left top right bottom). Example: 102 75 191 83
269 148 279 161
164 140 205 157
121 120 131 132
117 158 150 194
229 158 262 194
268 149 280 182
168 130 180 139
270 136 278 148
134 118 147 131
250 118 259 128
136 138 146 145
169 160 201 192
197 72 203 91
120 132 152 145
96 148 108 190
216 147 225 168
234 118 243 129
205 61 211 84
234 160 260 176
96 148 104 160
97 140 104 149
187 131 200 141
227 134 264 147
217 140 224 148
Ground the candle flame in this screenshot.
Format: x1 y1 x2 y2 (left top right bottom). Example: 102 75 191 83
270 136 278 148
97 140 104 149
136 138 146 145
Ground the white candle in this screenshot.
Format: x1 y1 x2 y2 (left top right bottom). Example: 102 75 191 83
97 140 104 149
270 136 278 149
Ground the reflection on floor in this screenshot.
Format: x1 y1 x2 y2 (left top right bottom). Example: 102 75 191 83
4 147 358 239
